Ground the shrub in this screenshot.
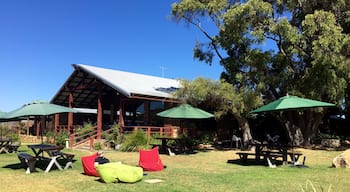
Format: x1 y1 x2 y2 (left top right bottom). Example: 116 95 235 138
54 131 69 146
103 123 124 144
93 142 103 150
76 122 95 137
45 131 55 143
120 130 149 152
10 132 20 142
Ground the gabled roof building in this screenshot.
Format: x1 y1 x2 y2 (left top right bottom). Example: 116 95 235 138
51 64 181 142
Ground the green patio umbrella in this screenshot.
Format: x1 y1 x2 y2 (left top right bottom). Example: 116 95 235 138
0 111 8 120
5 100 77 143
250 95 336 165
157 104 214 119
5 100 77 119
250 95 336 113
0 111 6 138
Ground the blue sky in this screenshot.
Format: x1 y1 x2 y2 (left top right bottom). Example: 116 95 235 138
0 0 224 112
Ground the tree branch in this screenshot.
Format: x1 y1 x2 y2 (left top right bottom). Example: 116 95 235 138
182 15 225 62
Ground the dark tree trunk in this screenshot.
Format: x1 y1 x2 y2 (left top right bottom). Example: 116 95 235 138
235 115 252 149
276 109 327 146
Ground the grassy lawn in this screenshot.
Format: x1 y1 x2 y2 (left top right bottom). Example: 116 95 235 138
1 144 349 192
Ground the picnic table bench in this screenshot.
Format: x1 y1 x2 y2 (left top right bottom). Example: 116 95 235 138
236 152 257 162
8 141 21 153
27 144 75 173
287 151 303 162
18 153 37 174
236 151 284 161
45 150 75 172
236 150 303 165
0 138 12 154
57 151 75 169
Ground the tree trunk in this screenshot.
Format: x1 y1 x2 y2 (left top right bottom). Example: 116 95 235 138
235 115 252 149
277 109 327 146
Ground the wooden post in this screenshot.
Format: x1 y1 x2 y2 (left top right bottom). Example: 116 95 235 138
118 99 125 130
26 117 30 135
68 92 74 134
69 134 74 148
54 114 59 133
90 136 94 150
97 83 102 140
144 101 150 125
36 118 40 139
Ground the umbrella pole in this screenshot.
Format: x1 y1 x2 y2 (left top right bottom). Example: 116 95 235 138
291 125 296 165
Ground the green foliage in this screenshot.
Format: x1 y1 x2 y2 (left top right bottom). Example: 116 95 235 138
149 133 161 145
103 123 124 144
120 130 149 152
93 142 103 150
45 130 68 145
45 131 55 143
176 134 198 151
54 131 69 146
75 122 95 137
175 77 261 143
171 0 350 146
0 123 20 142
175 78 262 119
196 132 214 144
172 0 349 103
0 123 8 137
10 132 20 142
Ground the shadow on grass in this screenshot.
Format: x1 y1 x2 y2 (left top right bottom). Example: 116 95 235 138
226 158 286 167
226 158 267 166
2 158 77 173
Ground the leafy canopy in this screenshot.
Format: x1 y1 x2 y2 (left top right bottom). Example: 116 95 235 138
172 0 350 104
175 77 262 119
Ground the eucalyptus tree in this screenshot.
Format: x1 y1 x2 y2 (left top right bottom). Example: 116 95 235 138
175 77 262 146
171 0 350 145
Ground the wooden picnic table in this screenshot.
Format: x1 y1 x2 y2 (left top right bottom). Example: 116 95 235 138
236 142 302 165
0 138 12 154
27 144 74 173
154 137 183 155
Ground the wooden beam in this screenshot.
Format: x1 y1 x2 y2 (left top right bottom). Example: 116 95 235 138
54 114 59 133
97 83 103 140
129 94 180 103
68 92 74 133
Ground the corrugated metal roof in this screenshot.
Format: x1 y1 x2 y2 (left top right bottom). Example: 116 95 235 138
51 64 180 109
75 64 180 98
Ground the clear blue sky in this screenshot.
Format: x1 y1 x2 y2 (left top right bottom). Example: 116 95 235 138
0 0 224 112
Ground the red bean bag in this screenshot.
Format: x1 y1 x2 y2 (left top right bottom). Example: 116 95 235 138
81 153 99 177
138 147 164 171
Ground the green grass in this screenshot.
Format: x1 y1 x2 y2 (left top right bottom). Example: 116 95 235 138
1 144 349 192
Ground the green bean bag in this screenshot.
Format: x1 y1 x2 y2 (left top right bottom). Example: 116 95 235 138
96 162 143 183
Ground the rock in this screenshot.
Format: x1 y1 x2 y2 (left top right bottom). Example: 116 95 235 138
332 149 350 168
321 138 341 148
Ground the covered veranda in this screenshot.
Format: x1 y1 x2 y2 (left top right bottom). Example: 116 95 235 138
50 64 181 147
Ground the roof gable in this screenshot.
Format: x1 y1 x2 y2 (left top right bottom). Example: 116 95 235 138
74 64 180 98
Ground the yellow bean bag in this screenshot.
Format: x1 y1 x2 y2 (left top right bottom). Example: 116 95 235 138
96 162 143 183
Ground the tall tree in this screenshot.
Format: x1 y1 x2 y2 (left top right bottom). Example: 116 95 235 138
171 0 350 145
175 78 262 146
